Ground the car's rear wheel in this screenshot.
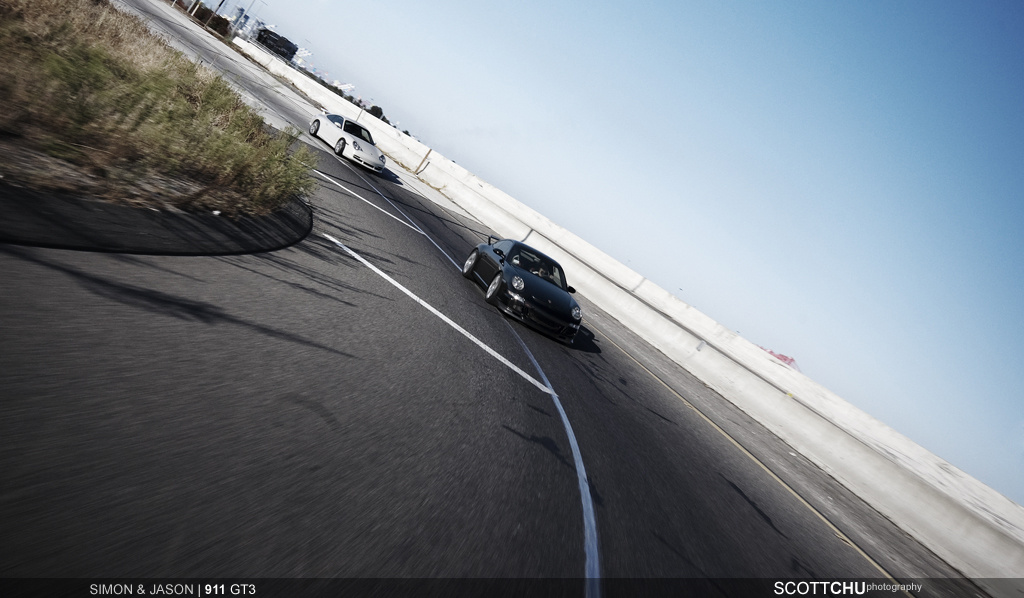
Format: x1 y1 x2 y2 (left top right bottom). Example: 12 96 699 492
462 250 478 280
485 272 503 305
309 120 319 136
334 138 346 156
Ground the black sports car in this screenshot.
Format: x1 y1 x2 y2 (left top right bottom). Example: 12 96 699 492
463 237 582 344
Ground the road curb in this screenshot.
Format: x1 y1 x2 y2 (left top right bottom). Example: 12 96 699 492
0 183 313 256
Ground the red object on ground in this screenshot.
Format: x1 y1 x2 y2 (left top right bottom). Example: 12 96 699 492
759 346 802 373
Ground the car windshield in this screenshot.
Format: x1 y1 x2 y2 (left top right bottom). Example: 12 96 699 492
509 247 565 289
343 121 374 145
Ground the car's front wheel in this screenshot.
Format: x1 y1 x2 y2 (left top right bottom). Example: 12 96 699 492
334 138 346 156
485 272 503 305
462 250 478 280
309 120 320 136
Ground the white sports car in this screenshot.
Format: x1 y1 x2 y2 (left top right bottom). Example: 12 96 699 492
308 113 386 173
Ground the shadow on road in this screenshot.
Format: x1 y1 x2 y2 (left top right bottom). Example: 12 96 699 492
0 245 358 360
372 167 403 186
567 325 601 354
501 424 574 471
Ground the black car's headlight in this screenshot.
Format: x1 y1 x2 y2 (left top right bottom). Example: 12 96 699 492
353 140 362 151
571 306 581 320
511 276 525 291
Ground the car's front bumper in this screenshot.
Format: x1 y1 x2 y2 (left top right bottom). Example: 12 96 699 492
351 152 384 172
499 291 579 341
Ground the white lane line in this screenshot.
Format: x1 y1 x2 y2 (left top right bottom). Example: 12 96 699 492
323 233 552 396
509 324 601 596
314 169 423 234
326 169 602 590
333 159 462 270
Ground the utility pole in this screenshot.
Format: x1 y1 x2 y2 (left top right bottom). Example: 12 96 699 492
203 0 227 26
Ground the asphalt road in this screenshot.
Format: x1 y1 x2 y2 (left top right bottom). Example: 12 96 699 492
0 1 985 596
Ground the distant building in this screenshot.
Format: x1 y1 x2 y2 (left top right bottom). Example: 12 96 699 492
243 18 264 37
227 7 264 38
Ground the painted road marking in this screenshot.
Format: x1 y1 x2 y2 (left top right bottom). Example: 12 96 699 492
510 323 601 597
323 233 552 396
314 169 423 233
326 167 602 593
588 323 908 594
342 149 896 591
333 159 462 270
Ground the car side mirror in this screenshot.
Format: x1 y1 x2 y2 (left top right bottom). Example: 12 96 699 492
334 122 342 128
567 286 576 294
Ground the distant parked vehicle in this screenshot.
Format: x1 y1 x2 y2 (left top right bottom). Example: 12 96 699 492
308 114 386 173
255 28 297 62
463 237 582 344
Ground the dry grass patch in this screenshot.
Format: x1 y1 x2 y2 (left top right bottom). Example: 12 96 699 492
0 0 315 215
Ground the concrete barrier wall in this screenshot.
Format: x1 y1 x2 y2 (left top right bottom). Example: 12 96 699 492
232 37 1024 594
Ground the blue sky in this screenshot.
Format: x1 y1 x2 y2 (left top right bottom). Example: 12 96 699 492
245 0 1024 504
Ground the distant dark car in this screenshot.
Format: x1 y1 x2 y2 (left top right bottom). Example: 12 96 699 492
463 237 581 344
256 28 298 62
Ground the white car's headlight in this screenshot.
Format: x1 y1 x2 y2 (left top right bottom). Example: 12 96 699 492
571 306 581 320
352 140 362 151
511 276 524 291
379 155 386 164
